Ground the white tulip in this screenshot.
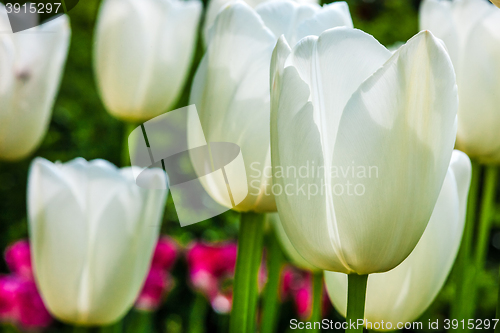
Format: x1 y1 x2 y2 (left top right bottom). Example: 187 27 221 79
203 0 321 44
28 158 167 325
270 28 458 275
324 150 471 329
420 0 500 163
94 0 202 122
268 213 319 271
0 9 70 161
190 0 353 212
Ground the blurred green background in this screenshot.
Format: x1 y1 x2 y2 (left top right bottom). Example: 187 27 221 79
0 0 499 332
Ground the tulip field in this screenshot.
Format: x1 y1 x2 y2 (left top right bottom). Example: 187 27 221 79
1 0 500 332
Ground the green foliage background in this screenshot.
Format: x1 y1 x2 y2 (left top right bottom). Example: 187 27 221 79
0 0 498 332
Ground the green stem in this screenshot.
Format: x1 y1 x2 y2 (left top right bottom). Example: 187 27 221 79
474 166 498 270
126 310 152 333
73 327 90 333
346 274 368 333
101 321 122 333
121 122 138 167
451 160 481 320
462 165 499 323
309 271 323 333
189 293 209 333
496 265 500 333
261 228 285 333
229 212 265 333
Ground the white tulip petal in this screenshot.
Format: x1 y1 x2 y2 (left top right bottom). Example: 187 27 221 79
286 28 391 172
294 2 353 43
456 11 500 163
419 0 459 65
190 1 277 212
28 158 167 325
271 29 392 272
94 0 201 122
329 31 457 274
268 213 319 271
28 158 89 322
271 64 348 272
325 150 471 325
0 16 70 161
255 0 318 46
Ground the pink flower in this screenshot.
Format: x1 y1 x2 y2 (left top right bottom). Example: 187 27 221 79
135 268 172 311
279 265 329 320
5 240 33 280
16 279 52 329
186 241 238 313
187 242 237 280
135 236 178 311
151 237 178 271
0 276 21 320
0 239 53 329
0 275 52 329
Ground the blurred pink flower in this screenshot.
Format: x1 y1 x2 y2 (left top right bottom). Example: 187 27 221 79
5 240 33 280
151 237 178 271
0 276 20 320
0 275 52 329
0 240 53 329
186 241 238 314
280 266 329 320
135 236 178 312
16 279 52 329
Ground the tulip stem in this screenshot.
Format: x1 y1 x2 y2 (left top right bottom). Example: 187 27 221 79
229 212 265 333
474 165 498 270
346 274 368 333
73 327 90 333
126 310 152 333
261 228 285 333
100 321 122 333
189 293 208 333
121 122 138 167
496 265 500 332
463 165 499 321
451 160 481 320
309 271 323 333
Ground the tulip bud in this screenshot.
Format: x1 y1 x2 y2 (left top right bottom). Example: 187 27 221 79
270 29 457 275
0 8 70 161
27 157 167 325
94 0 202 122
203 0 321 44
420 0 500 163
190 0 353 212
325 150 472 327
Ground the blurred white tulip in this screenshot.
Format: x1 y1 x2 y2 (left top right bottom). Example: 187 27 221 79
420 0 500 163
28 158 167 325
190 0 353 212
94 0 202 122
324 150 471 329
0 8 70 161
203 0 320 44
270 29 457 275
